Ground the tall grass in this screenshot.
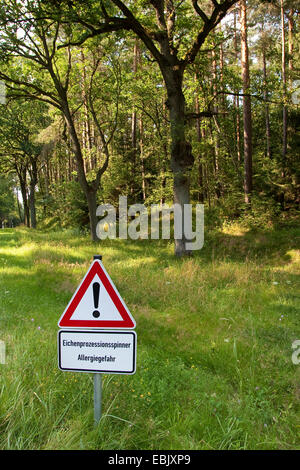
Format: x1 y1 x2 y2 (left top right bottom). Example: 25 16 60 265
0 225 299 450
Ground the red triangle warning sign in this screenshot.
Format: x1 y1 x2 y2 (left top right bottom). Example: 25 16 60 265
58 259 136 329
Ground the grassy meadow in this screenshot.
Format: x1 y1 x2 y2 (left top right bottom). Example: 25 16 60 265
0 223 299 450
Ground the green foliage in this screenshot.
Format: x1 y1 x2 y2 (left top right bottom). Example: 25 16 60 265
37 180 89 231
0 175 18 226
0 0 299 233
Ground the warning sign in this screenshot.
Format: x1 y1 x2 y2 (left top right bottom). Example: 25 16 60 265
58 259 136 329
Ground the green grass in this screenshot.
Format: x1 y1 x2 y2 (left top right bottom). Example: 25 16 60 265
0 224 299 450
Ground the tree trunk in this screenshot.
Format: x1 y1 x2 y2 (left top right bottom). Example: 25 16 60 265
44 152 50 213
288 9 294 87
61 96 99 241
29 157 38 228
29 181 37 229
16 189 22 223
234 7 241 164
240 0 252 204
139 116 146 201
212 48 221 199
279 0 287 212
17 166 30 227
165 68 193 256
130 38 139 197
80 50 93 171
262 45 271 159
281 0 287 169
86 188 98 242
29 158 38 229
195 77 204 203
131 40 138 152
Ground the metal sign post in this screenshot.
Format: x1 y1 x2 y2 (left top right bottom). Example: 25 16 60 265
94 373 102 425
58 329 137 425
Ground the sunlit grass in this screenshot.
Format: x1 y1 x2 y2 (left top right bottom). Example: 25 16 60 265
0 225 299 450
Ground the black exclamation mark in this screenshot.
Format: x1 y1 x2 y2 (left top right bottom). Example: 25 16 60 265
92 282 100 318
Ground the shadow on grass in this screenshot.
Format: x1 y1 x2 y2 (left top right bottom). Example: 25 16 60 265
1 224 299 274
197 225 300 266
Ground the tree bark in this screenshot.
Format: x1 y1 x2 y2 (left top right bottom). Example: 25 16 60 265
164 67 194 256
29 184 37 228
130 38 139 196
211 48 221 199
80 50 93 170
288 9 294 87
29 157 38 229
234 7 241 163
280 0 287 170
16 164 30 227
195 75 204 203
277 0 287 212
240 0 252 204
262 41 271 159
86 188 98 241
139 116 146 201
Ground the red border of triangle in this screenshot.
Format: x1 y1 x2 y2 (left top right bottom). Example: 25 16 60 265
58 262 135 328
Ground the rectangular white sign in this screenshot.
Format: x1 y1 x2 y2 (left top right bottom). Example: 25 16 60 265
58 330 136 374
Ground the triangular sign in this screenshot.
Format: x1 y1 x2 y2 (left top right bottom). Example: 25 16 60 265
58 259 136 329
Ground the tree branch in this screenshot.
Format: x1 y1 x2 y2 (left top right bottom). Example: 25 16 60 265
192 0 209 23
0 73 61 109
185 110 227 122
184 0 238 66
210 89 281 105
111 0 166 65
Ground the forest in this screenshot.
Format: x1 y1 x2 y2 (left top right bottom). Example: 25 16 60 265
0 0 298 256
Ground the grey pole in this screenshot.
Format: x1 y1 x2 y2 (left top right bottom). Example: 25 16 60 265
93 255 102 426
94 373 102 425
